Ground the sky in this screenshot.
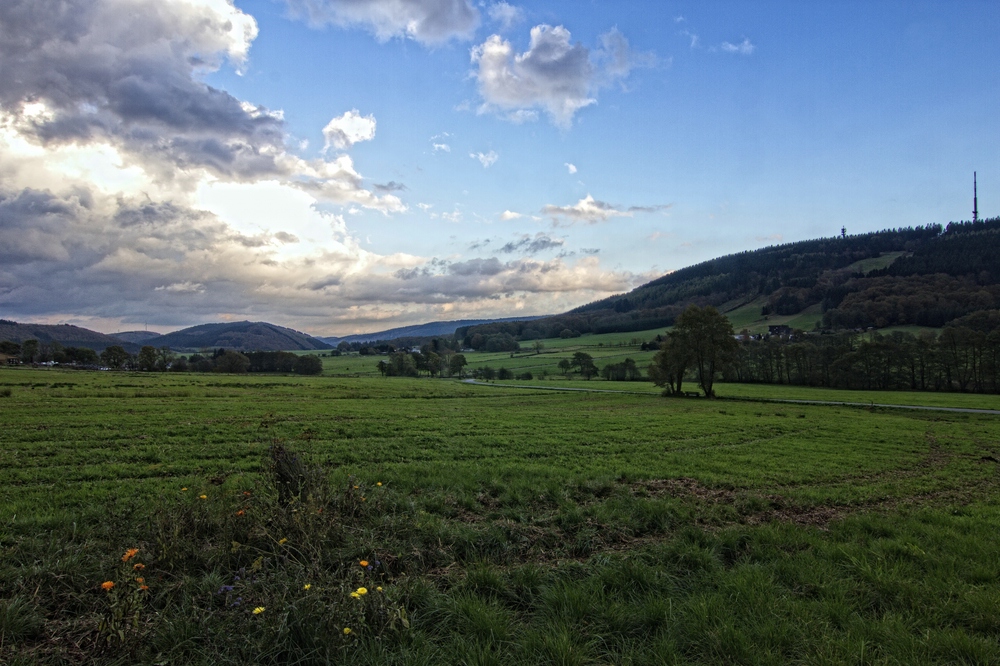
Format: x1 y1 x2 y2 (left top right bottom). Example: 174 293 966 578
0 0 997 337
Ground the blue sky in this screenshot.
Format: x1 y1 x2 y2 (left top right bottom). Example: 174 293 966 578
0 0 996 335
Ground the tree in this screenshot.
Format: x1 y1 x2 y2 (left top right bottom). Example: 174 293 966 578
425 351 442 377
155 346 174 371
533 340 545 354
649 332 692 395
571 352 598 379
294 354 323 375
673 305 737 397
137 345 159 371
214 350 250 374
101 345 130 369
558 358 571 377
20 339 38 364
449 353 467 378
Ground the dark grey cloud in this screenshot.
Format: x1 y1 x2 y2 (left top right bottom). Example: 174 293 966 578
449 257 504 276
284 0 479 44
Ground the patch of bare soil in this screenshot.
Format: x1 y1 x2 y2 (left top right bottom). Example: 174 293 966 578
632 477 859 530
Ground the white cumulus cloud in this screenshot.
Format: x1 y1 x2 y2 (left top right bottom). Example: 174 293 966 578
322 110 376 151
471 24 649 128
565 163 577 174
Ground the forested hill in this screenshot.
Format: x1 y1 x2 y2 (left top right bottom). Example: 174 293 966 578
153 321 331 351
0 320 141 353
459 218 1000 343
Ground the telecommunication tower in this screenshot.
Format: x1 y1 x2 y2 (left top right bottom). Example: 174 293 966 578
973 172 979 223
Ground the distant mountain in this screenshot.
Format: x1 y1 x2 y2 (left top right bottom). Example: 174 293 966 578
111 330 162 344
321 316 547 345
0 320 141 353
153 321 331 351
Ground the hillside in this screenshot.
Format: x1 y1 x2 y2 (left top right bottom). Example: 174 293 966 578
460 218 1000 342
321 316 547 345
153 321 331 351
0 320 141 353
111 330 163 344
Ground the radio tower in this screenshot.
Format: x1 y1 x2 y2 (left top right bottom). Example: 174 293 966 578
973 172 979 223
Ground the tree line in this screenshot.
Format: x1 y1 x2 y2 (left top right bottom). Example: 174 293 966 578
1 340 323 375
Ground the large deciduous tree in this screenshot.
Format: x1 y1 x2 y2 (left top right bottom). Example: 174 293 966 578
674 305 737 397
100 345 130 369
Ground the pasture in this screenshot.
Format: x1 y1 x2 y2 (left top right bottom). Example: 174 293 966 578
1 366 999 664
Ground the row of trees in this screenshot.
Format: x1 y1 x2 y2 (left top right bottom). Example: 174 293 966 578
1 340 323 376
726 324 1000 393
647 306 1000 395
1 339 101 366
376 351 468 378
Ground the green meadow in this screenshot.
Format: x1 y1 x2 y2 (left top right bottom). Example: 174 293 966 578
2 365 999 664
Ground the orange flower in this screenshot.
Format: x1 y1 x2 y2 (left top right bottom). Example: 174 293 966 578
236 510 245 516
136 577 145 584
122 548 139 562
243 491 252 496
359 560 369 567
101 581 115 591
139 585 149 591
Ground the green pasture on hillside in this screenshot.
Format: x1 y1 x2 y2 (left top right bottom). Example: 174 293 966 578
2 366 999 664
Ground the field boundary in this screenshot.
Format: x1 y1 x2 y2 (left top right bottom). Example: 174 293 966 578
461 379 1000 414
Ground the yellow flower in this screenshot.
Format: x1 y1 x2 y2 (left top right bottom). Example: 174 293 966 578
181 487 188 491
278 537 288 545
303 584 311 590
350 592 360 599
101 581 115 590
253 606 265 614
343 627 352 635
376 586 383 592
122 548 139 562
199 494 207 500
376 482 382 486
356 587 368 596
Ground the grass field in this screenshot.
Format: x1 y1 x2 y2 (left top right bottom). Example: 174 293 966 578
2 366 999 664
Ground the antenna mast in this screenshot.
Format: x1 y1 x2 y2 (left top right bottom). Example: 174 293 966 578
973 172 979 223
